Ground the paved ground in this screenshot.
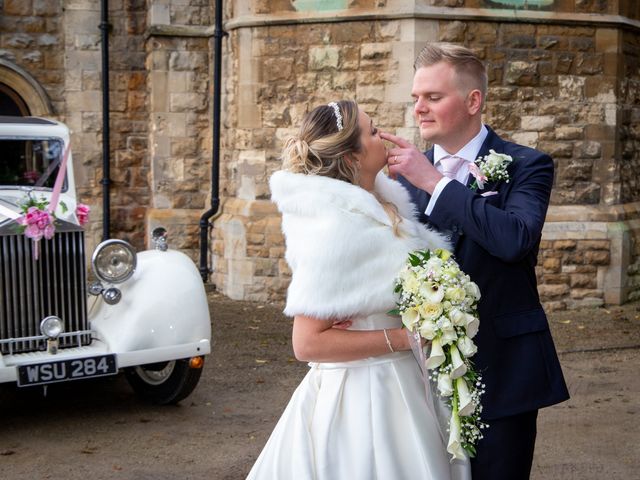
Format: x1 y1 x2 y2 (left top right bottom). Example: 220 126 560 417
0 291 638 479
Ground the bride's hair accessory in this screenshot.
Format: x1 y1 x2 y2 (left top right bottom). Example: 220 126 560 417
327 102 344 132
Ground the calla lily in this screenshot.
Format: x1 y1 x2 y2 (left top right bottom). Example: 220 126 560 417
449 344 467 379
420 281 445 303
447 409 467 461
401 308 420 331
426 337 445 369
456 377 476 417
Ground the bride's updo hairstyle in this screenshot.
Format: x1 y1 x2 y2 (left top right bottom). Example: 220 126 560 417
282 100 403 236
282 100 361 184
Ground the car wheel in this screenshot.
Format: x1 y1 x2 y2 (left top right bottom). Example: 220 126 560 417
124 358 204 405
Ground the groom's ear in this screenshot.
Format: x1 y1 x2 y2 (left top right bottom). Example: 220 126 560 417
466 89 483 116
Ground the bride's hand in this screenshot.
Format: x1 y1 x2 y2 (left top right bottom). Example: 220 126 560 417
332 319 353 330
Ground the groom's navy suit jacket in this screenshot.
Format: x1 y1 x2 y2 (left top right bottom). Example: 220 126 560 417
399 127 569 420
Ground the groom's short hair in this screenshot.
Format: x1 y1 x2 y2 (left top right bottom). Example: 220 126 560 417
414 43 488 101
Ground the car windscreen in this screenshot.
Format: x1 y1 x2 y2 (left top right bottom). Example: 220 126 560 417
0 138 66 189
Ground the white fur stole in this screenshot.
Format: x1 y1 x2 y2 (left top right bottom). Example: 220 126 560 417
270 171 450 319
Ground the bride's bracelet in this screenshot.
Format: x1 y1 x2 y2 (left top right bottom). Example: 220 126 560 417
383 329 394 353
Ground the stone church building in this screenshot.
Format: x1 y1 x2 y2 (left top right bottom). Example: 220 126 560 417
1 0 639 311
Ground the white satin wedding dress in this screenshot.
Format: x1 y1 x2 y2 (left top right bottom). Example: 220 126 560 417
246 313 471 480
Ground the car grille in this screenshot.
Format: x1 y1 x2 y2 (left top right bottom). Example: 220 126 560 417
0 229 90 354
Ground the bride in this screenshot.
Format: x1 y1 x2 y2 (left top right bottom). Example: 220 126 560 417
247 100 471 479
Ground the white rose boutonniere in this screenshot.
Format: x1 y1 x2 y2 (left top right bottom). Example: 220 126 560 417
469 149 513 191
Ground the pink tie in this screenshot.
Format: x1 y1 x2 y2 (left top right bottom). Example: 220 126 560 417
440 155 466 180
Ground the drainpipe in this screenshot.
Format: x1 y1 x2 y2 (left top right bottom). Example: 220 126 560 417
199 0 227 282
99 0 111 240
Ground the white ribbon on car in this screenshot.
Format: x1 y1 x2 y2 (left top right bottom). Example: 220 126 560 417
0 203 20 219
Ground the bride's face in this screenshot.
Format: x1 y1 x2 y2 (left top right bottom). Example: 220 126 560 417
353 109 387 182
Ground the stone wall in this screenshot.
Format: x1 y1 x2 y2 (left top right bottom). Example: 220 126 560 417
0 0 63 111
211 0 640 309
2 1 640 309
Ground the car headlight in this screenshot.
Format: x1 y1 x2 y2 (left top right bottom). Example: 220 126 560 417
91 239 137 284
40 316 64 339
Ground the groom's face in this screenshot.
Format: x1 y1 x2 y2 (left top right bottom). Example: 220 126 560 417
412 61 476 153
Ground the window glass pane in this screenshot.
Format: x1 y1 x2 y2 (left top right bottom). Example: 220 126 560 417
0 139 65 189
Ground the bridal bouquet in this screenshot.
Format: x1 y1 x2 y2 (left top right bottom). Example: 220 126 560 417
393 248 487 460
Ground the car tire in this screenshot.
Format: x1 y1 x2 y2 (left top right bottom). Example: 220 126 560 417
124 358 204 405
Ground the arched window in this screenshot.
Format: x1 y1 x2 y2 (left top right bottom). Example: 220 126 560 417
0 82 30 116
0 59 52 117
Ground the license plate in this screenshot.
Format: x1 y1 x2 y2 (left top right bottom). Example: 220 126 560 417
17 354 117 387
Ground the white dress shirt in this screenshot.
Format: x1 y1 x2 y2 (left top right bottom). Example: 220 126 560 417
425 124 489 215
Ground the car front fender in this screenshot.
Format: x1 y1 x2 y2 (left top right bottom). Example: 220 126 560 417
89 249 212 354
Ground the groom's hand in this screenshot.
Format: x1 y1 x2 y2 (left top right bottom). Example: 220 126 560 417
381 131 443 194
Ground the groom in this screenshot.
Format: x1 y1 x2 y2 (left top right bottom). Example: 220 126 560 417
382 43 569 479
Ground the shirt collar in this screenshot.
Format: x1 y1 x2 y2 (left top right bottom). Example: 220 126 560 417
434 124 489 165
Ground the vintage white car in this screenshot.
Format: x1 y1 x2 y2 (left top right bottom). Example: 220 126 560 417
0 116 211 404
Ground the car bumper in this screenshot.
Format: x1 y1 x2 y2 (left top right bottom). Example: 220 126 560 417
0 338 211 384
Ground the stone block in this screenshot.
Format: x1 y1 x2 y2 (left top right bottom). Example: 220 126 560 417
552 182 601 205
439 21 466 42
595 28 618 53
576 141 602 158
570 274 597 288
570 37 595 52
538 284 570 298
263 104 291 128
356 85 385 104
542 257 561 272
585 124 615 141
579 240 610 250
168 51 207 71
537 141 573 158
169 92 207 113
584 250 610 265
521 115 555 131
309 46 340 71
467 23 497 44
564 297 604 309
504 61 538 86
555 126 584 141
263 56 294 81
558 75 585 99
563 265 598 274
22 50 42 65
489 87 516 101
575 53 604 74
555 52 574 74
510 132 538 148
554 240 577 250
5 0 32 15
360 43 391 60
555 159 593 182
66 90 102 112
